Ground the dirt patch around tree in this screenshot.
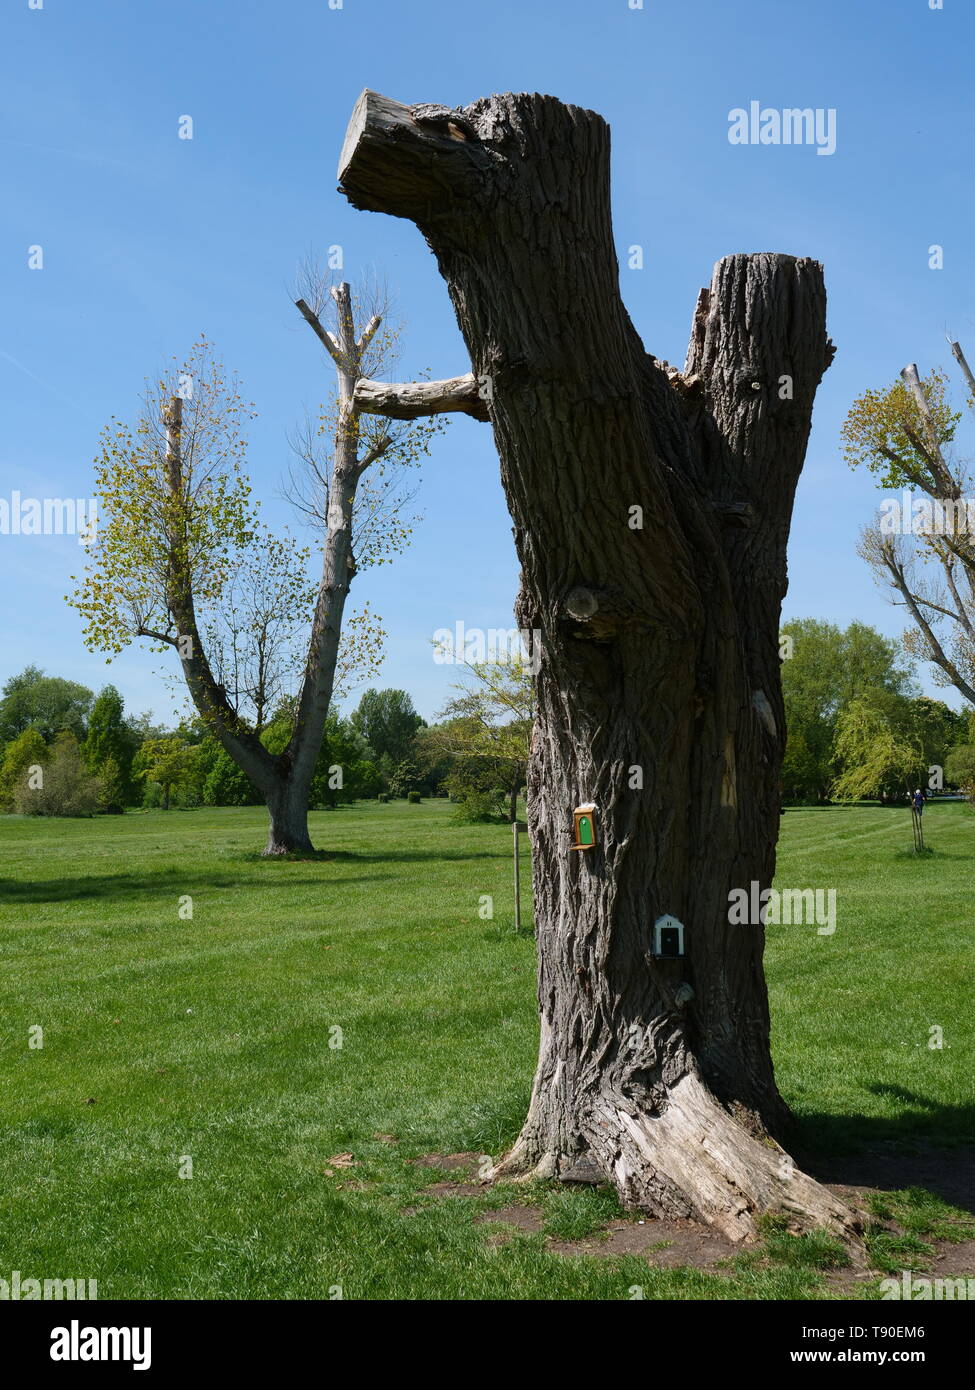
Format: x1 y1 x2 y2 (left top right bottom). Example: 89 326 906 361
420 1180 485 1199
411 1151 484 1174
405 1147 975 1278
478 1205 546 1239
548 1217 737 1267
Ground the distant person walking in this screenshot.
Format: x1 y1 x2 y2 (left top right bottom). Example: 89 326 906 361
911 788 927 815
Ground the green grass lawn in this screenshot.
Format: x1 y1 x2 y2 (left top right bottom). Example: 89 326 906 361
1 799 972 1300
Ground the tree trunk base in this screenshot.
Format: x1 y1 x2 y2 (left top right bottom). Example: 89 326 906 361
262 836 315 857
493 1072 863 1257
263 783 315 857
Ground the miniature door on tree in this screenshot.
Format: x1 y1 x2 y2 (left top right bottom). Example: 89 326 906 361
653 914 685 959
571 804 597 851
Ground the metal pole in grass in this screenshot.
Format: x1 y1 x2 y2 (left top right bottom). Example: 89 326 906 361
513 819 522 932
909 786 927 853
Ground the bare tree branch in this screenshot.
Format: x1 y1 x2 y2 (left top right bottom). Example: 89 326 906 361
295 297 343 366
354 373 489 421
949 338 975 402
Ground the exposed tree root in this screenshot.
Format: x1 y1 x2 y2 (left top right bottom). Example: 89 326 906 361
493 1072 864 1261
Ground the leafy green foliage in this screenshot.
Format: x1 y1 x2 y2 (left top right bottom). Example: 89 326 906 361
422 658 534 819
84 685 136 808
13 732 102 817
351 689 425 766
70 339 258 658
0 665 94 743
0 727 48 810
388 758 423 799
832 697 924 802
201 745 262 808
780 620 916 801
842 368 960 489
133 736 200 811
945 744 975 797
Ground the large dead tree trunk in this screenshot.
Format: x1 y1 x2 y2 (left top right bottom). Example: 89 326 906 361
338 89 859 1247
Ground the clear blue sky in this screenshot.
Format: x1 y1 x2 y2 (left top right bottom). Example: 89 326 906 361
2 0 971 724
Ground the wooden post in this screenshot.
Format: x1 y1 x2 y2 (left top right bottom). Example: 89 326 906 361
513 819 521 933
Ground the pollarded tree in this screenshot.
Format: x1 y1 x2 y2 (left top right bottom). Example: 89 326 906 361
844 359 975 706
72 276 442 854
336 89 860 1248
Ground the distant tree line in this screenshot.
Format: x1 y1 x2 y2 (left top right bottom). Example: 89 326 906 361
780 619 975 803
0 662 533 821
8 623 968 820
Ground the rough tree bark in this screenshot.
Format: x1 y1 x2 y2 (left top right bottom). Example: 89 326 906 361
337 89 860 1246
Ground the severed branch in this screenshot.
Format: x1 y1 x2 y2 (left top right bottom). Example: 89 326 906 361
330 284 357 358
337 89 490 219
354 372 490 422
900 364 959 498
356 314 382 355
295 297 343 365
949 339 975 402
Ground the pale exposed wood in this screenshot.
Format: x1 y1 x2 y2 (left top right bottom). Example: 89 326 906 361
354 373 489 422
900 363 958 497
356 314 382 355
337 90 414 185
276 280 361 853
949 339 975 400
295 297 343 365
